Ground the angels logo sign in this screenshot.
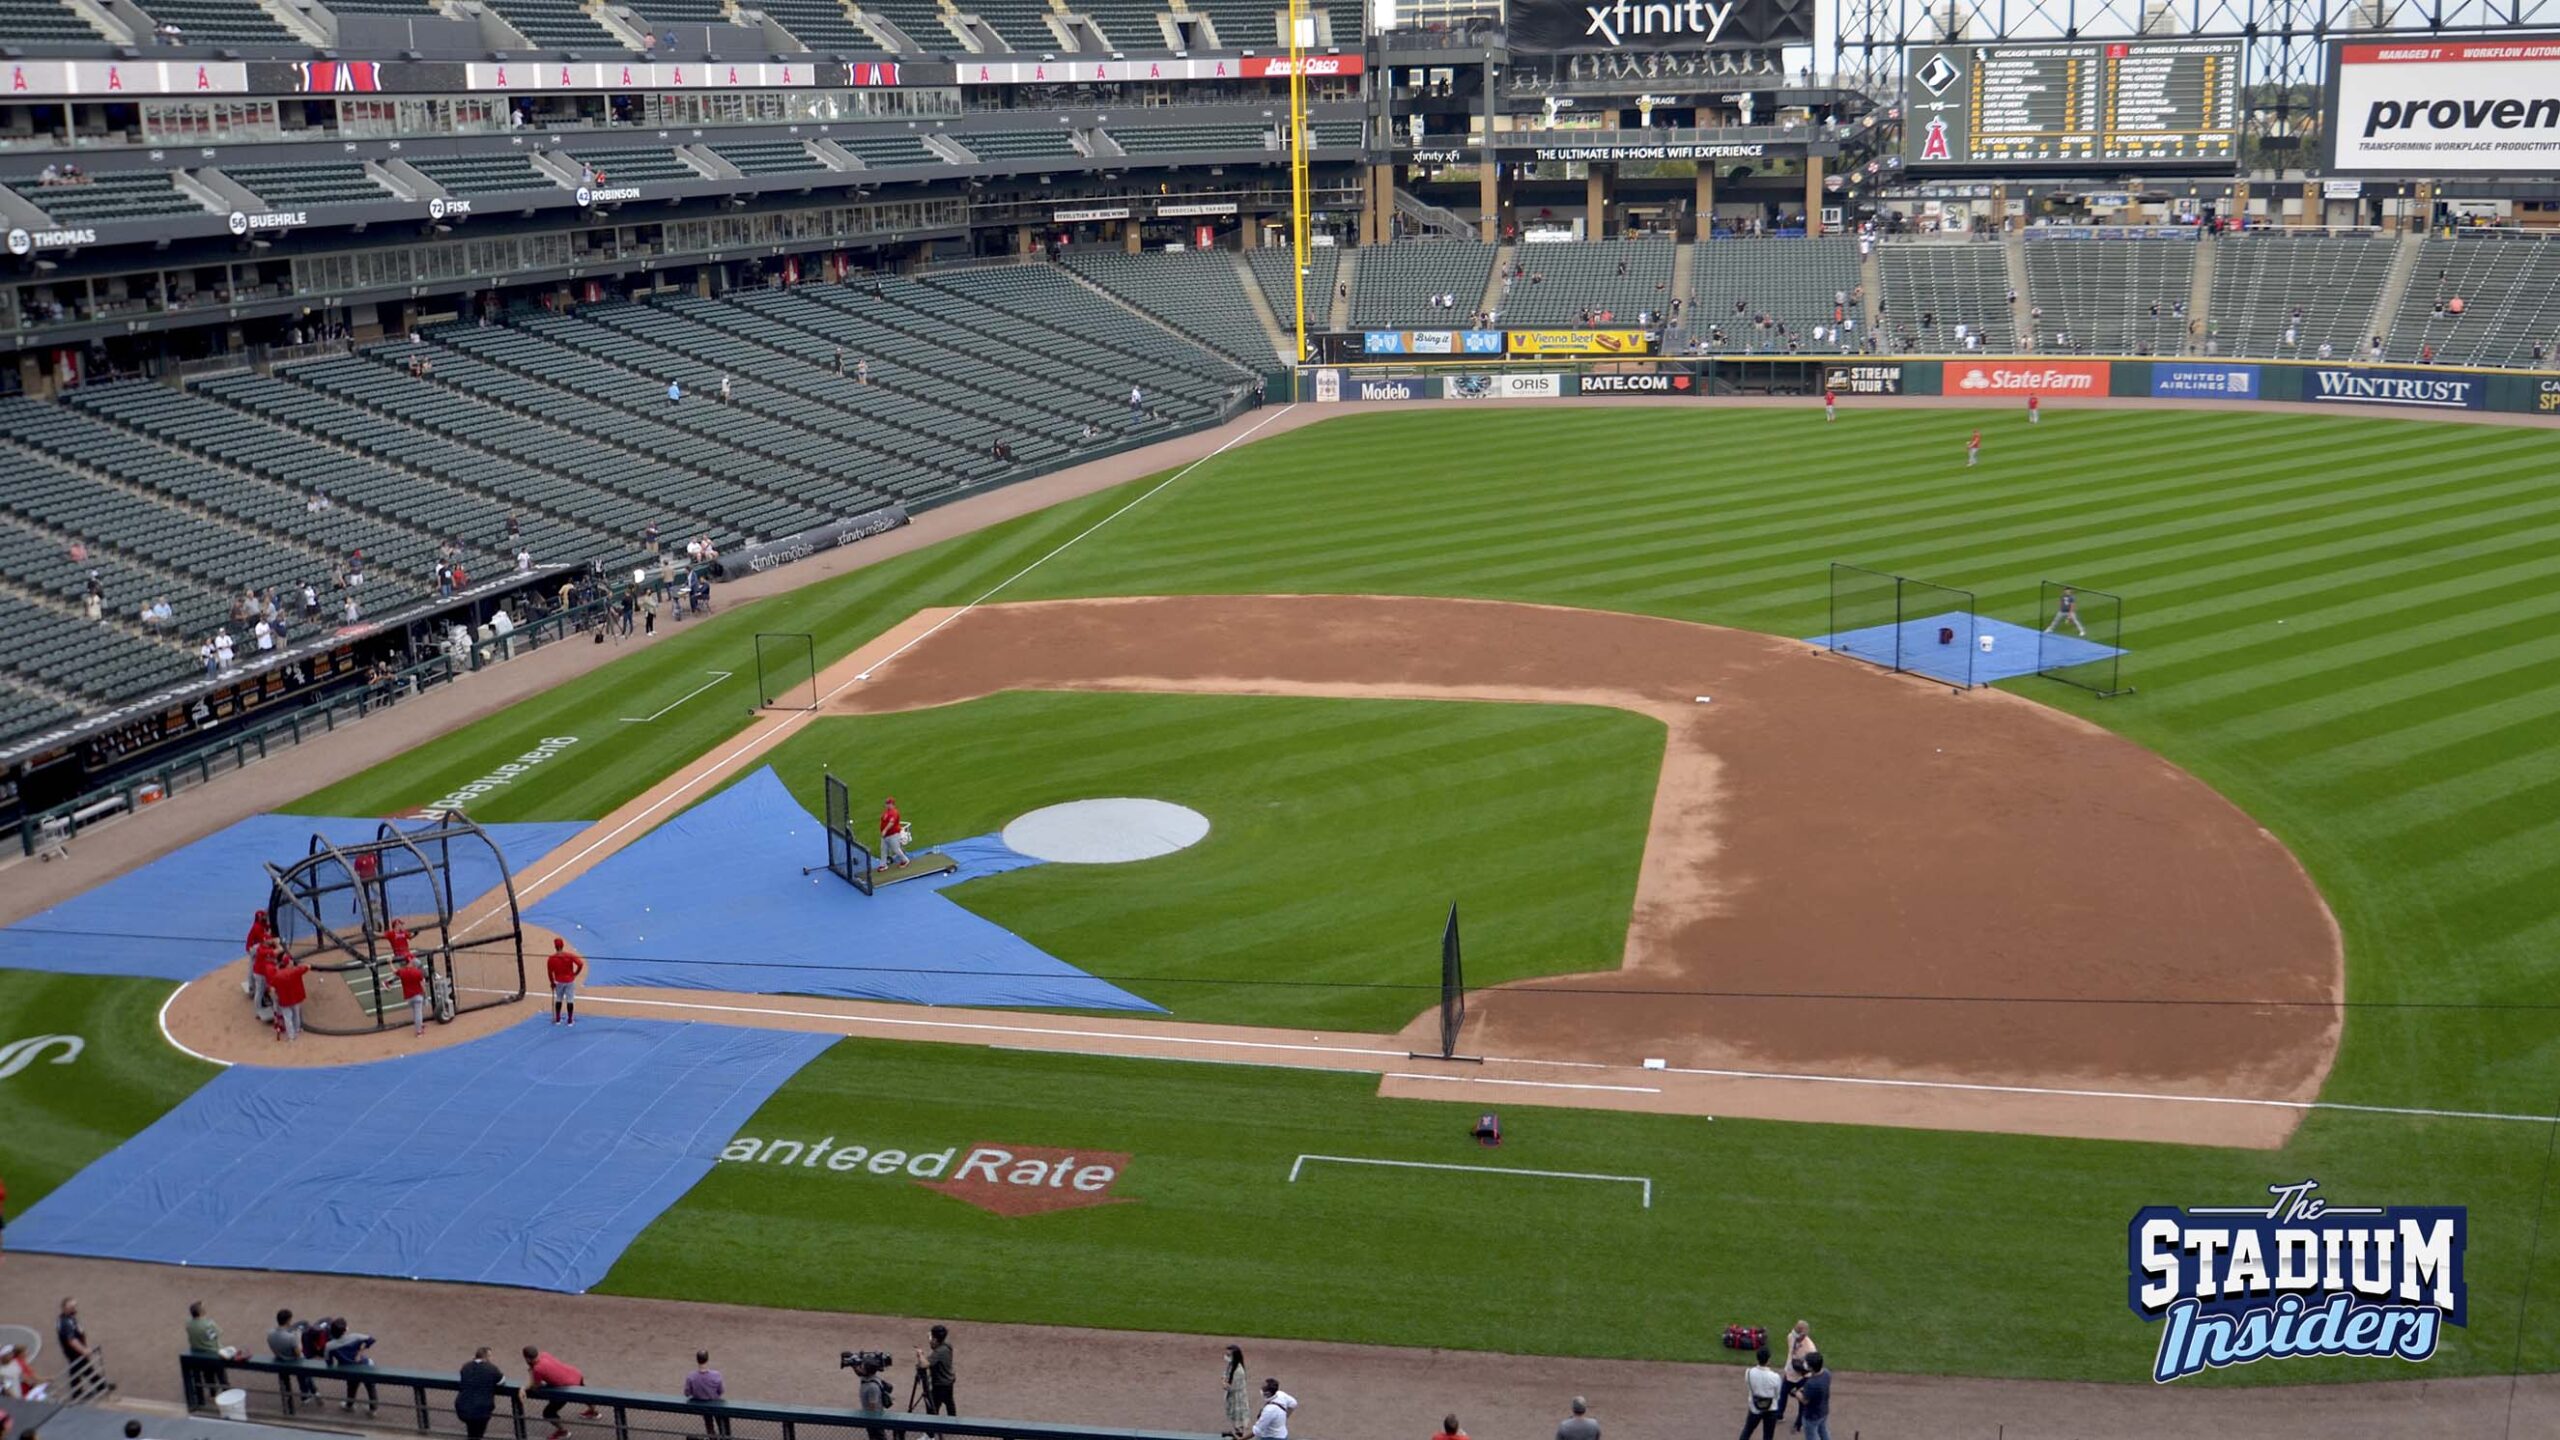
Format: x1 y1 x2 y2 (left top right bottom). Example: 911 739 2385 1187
295 60 382 93
2130 1179 2465 1382
1920 116 1952 162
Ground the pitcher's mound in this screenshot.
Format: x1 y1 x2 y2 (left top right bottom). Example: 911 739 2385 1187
1003 798 1209 864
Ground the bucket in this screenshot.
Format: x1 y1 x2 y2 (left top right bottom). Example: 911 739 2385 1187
216 1388 249 1421
137 781 166 805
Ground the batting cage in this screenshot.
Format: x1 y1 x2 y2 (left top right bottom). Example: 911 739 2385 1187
754 631 819 711
263 811 529 1035
2035 580 2132 697
1821 562 1978 690
1409 903 1478 1062
816 771 874 896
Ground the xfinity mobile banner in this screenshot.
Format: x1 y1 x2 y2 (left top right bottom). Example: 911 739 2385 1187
714 504 909 579
1506 0 1812 53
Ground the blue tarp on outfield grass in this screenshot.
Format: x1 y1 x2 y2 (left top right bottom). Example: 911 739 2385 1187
4 1016 831 1292
526 767 1162 1012
0 814 587 981
1805 612 2124 688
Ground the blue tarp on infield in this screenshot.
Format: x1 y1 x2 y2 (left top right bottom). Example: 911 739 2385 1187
0 814 587 981
4 1016 831 1292
525 767 1162 1012
1806 612 2124 688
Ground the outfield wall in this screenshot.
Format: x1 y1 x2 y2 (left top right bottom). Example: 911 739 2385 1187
1297 357 2560 415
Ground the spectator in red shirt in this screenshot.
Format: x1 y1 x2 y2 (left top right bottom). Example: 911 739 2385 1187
546 939 586 1026
520 1347 597 1440
395 958 429 1036
271 958 311 1041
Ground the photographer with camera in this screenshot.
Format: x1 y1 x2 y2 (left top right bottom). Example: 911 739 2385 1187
838 1350 893 1440
917 1326 954 1420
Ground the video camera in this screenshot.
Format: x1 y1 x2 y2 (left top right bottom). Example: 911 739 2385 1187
839 1351 894 1373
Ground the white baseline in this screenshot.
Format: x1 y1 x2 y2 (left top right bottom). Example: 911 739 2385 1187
1289 1153 1653 1209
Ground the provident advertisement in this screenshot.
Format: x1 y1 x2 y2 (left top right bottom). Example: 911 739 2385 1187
1507 328 1656 357
2326 38 2560 174
1823 363 1904 395
2304 367 2485 410
2149 362 2261 399
1445 374 1562 399
1580 372 1696 395
1947 359 2108 394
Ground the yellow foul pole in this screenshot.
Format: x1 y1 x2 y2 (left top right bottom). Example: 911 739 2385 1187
1286 0 1310 399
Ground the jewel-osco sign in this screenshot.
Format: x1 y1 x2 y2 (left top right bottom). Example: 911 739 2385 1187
721 1136 1132 1217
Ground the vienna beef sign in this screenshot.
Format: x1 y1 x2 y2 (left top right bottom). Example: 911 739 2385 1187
723 1135 1131 1217
1507 0 1810 53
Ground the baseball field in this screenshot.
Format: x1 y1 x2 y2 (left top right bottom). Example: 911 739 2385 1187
12 402 2560 1392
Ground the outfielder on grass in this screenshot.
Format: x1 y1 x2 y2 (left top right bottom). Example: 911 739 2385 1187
2045 586 2086 637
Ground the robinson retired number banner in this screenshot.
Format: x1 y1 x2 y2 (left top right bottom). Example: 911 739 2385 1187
1506 0 1812 54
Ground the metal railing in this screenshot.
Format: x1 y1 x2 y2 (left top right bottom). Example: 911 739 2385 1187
180 1354 1220 1440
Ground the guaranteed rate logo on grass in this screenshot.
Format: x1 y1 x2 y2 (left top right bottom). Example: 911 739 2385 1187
721 1136 1131 1217
2128 1179 2465 1382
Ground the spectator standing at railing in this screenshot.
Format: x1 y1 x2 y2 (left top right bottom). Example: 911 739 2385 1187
59 1297 107 1396
456 1348 504 1440
326 1322 379 1414
683 1352 730 1438
185 1302 228 1358
269 1311 317 1402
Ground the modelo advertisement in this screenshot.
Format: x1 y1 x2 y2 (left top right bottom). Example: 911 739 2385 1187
2326 38 2560 174
2149 362 2262 399
2303 367 2486 410
1506 0 1812 54
1444 374 1562 399
1314 373 1435 402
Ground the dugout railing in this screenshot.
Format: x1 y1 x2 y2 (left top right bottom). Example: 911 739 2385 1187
181 1354 1221 1440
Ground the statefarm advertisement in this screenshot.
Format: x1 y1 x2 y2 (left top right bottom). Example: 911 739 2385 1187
2326 38 2560 173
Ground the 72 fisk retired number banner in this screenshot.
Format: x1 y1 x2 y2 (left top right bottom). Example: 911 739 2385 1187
1507 0 1812 53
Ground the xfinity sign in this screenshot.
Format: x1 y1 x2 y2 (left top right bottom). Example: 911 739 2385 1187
1579 0 1733 47
1508 0 1808 53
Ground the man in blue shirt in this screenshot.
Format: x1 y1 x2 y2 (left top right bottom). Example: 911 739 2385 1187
1792 1353 1833 1440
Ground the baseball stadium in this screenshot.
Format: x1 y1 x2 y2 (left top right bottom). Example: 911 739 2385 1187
1 0 2558 1435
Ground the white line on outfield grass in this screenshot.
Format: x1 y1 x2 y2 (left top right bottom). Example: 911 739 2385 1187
850 404 1299 684
619 670 734 723
1290 1154 1652 1209
1385 1071 1664 1095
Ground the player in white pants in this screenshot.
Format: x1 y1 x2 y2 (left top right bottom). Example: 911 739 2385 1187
2045 587 2086 636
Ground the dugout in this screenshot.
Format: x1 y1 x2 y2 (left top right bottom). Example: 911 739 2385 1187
263 809 529 1034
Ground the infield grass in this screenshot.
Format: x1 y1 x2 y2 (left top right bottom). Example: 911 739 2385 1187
280 405 2560 1381
747 692 1660 1030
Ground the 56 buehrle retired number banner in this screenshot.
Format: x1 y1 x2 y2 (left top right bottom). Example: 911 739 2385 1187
1506 0 1811 54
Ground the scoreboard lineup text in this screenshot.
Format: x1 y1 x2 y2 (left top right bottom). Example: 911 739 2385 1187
1907 39 2242 168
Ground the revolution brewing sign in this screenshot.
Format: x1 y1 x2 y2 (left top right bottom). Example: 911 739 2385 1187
1506 0 1811 53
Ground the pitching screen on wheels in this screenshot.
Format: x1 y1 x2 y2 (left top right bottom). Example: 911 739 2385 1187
1437 903 1465 1059
755 632 819 711
2036 580 2127 697
1893 573 1977 690
1825 563 1901 671
822 772 872 893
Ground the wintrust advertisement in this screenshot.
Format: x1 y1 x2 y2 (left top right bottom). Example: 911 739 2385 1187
2327 38 2560 173
2305 367 2485 410
1949 360 2107 394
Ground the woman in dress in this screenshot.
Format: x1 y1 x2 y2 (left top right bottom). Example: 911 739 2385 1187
1222 1345 1252 1436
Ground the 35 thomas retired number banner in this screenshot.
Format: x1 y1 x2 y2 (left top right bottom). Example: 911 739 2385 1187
1506 0 1812 53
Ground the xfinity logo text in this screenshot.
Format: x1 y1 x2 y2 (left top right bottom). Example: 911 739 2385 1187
1580 0 1735 46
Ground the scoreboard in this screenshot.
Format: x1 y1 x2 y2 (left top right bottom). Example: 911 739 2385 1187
1905 39 2243 169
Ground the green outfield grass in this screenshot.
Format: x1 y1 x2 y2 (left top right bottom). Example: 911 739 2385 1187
260 405 2560 1380
0 971 220 1209
747 692 1658 1030
606 1039 2557 1383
